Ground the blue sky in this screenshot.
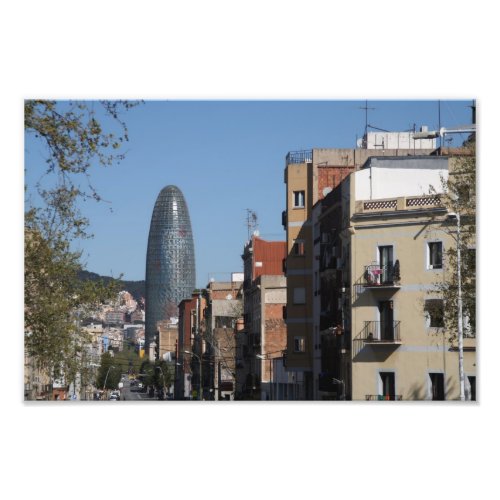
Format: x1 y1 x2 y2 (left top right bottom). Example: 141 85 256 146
25 100 473 288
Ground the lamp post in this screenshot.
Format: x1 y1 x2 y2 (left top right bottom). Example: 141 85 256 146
447 211 465 401
103 365 115 395
184 350 202 400
332 377 345 400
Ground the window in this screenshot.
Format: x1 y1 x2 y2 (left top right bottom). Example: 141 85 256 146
425 299 444 328
429 373 445 400
294 336 305 352
467 376 476 401
428 242 443 269
292 239 305 256
293 287 306 304
378 245 394 283
293 190 305 208
379 372 395 400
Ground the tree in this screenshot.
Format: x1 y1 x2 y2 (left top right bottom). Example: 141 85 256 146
431 140 476 341
24 100 140 389
96 352 121 390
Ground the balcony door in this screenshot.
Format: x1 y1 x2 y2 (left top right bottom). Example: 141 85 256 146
379 245 393 283
378 300 394 340
380 372 395 399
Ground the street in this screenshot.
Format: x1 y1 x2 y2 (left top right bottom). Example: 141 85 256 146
119 377 156 401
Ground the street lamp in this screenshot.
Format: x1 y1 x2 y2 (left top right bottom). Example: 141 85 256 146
447 211 465 401
103 365 115 393
184 350 202 400
332 377 345 400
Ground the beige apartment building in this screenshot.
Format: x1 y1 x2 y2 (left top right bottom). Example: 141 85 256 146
283 144 435 399
340 155 476 400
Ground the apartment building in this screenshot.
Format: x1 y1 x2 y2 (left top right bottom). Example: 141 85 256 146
203 276 242 400
239 235 289 399
155 318 178 361
333 155 476 400
177 292 206 400
283 143 436 398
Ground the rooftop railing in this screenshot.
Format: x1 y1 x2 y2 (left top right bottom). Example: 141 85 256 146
286 150 313 165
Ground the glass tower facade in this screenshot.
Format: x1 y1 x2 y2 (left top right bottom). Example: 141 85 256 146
145 185 196 347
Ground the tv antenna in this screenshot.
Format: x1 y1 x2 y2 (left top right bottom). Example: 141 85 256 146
360 100 376 137
245 209 258 240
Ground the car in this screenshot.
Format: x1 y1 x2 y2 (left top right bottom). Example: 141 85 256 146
109 390 121 400
108 394 118 400
136 382 144 389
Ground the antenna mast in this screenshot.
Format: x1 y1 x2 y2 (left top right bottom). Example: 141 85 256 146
245 209 258 240
359 100 376 146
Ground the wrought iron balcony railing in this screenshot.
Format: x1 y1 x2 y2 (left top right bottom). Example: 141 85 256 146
363 261 400 287
365 394 403 401
362 320 401 343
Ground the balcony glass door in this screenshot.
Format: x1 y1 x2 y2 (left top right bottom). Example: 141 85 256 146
379 245 393 283
378 300 394 340
380 372 395 399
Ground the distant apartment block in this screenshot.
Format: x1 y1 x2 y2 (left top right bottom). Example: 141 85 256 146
239 235 293 400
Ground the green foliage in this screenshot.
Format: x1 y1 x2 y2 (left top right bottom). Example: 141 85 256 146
111 341 144 376
78 270 145 301
96 352 121 389
139 359 174 388
24 100 140 384
432 142 476 341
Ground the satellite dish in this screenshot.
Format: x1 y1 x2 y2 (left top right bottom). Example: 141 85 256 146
323 187 332 196
226 294 232 300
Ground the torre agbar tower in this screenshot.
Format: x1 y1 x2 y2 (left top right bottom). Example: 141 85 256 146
145 185 196 348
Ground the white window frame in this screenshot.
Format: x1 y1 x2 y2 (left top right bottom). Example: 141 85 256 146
427 241 443 270
293 190 305 208
293 336 305 353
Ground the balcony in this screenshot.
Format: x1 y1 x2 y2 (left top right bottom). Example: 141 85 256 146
363 262 401 289
365 395 403 401
286 150 313 165
361 320 401 345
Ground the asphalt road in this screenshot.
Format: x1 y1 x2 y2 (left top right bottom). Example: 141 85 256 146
120 378 155 401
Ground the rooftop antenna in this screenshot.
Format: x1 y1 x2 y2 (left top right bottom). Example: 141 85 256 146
360 100 376 140
438 100 442 151
468 99 476 125
245 209 258 240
